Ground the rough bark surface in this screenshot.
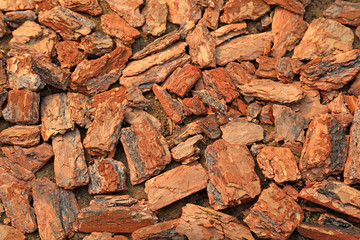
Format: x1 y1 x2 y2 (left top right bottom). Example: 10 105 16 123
57 0 102 16
323 0 360 26
105 0 144 28
56 41 85 69
220 118 264 145
141 0 167 36
80 32 114 58
0 125 41 147
132 219 185 240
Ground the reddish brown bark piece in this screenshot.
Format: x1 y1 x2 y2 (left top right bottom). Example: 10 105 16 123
83 232 113 240
90 87 126 112
298 222 360 240
201 0 223 30
299 180 360 219
263 0 305 15
176 203 254 240
0 183 37 233
205 139 261 210
261 14 272 27
273 104 306 142
68 92 92 128
0 225 26 240
8 21 58 59
88 158 127 194
186 23 216 68
141 0 167 36
83 101 124 156
165 63 201 98
124 108 164 134
356 26 360 39
1 143 53 174
57 0 102 16
220 0 270 24
225 61 254 87
198 114 221 139
271 7 308 58
80 32 114 57
215 32 273 66
323 0 360 26
193 90 227 114
32 177 80 239
145 163 209 210
7 54 44 91
349 73 360 95
101 12 140 45
0 156 34 185
343 95 358 114
31 58 71 90
246 102 262 121
211 22 247 46
276 57 302 83
220 118 263 145
244 183 304 239
0 0 34 11
121 118 171 185
257 146 301 183
78 195 158 233
328 93 353 127
71 46 131 96
300 49 360 91
240 79 304 103
299 114 348 183
181 95 207 116
39 6 95 41
255 56 277 79
293 18 354 60
0 125 41 147
53 128 89 189
0 12 6 39
152 84 185 124
41 93 74 141
56 41 85 69
171 135 203 164
34 0 60 12
4 10 37 29
260 104 274 124
2 90 39 125
105 0 144 28
132 219 185 240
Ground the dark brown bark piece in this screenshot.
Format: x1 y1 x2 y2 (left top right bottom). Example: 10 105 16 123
0 225 26 240
56 41 85 69
4 10 37 28
323 0 360 26
206 139 261 210
57 0 102 16
77 195 158 233
171 135 203 164
141 0 167 36
210 22 247 46
262 0 305 15
80 32 114 58
132 219 185 240
0 125 41 147
198 114 221 139
220 118 264 145
145 163 209 210
105 0 144 28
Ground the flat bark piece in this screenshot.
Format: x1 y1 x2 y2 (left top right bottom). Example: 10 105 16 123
165 63 201 98
31 58 71 90
220 0 270 24
0 183 37 233
120 54 190 91
276 57 301 83
343 95 358 114
8 21 58 59
246 102 262 121
300 49 360 91
323 0 360 26
198 114 221 139
53 128 89 189
80 32 114 58
262 0 305 15
1 143 53 174
77 195 158 233
271 7 308 58
257 146 301 183
83 101 124 156
211 22 247 46
201 0 224 30
215 32 273 66
225 61 254 87
90 87 126 113
41 93 74 141
68 92 92 128
71 46 132 96
0 225 26 240
56 41 85 69
123 42 187 77
141 0 167 36
7 54 44 91
203 68 239 103
181 95 207 116
34 0 60 12
293 17 354 60
239 79 305 103
244 183 304 239
0 0 34 11
220 118 264 145
328 93 353 127
145 163 209 210
255 56 277 79
105 0 144 28
57 0 102 16
39 6 95 41
273 104 306 142
175 203 254 240
2 90 40 125
165 0 202 26
186 23 216 68
125 85 151 108
299 180 360 219
205 139 261 210
0 156 34 186
124 108 164 134
83 232 113 240
32 177 80 239
0 125 41 147
132 219 185 240
101 12 141 45
152 84 185 124
88 158 127 194
298 222 360 240
120 118 171 185
193 90 227 114
349 72 360 95
171 135 203 164
4 10 37 31
299 114 348 183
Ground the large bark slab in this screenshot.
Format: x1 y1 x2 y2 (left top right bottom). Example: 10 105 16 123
141 0 167 36
323 0 360 26
105 0 144 28
0 125 41 147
